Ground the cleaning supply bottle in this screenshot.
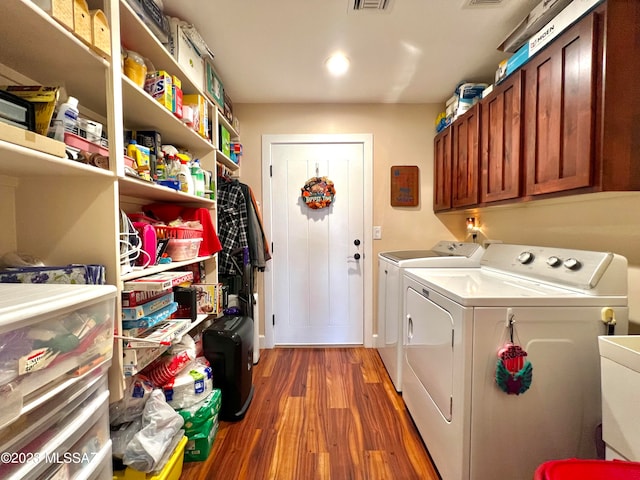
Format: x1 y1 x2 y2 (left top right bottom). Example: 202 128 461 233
191 159 205 197
155 152 167 181
126 139 140 165
51 96 79 141
177 156 194 195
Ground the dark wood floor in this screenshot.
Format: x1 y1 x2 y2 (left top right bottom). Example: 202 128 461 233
182 347 440 480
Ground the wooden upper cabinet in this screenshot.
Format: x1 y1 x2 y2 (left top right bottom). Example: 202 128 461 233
523 12 596 196
452 104 480 208
481 70 523 203
433 127 452 211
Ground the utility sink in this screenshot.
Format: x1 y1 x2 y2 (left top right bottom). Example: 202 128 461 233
598 335 640 461
599 336 640 373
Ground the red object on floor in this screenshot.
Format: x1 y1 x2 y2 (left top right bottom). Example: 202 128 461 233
534 459 640 479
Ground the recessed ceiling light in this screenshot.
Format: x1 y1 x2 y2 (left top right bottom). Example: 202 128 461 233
325 53 350 76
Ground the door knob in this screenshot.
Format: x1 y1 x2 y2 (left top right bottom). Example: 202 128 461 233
354 253 361 260
354 239 361 246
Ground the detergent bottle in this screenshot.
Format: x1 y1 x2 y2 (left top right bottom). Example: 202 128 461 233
176 155 194 195
191 159 205 197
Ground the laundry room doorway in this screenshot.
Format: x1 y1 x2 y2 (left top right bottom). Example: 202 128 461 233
261 134 373 347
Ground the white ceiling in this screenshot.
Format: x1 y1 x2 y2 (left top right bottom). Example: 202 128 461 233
160 0 539 105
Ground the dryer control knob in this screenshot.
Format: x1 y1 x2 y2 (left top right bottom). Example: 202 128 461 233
563 258 581 270
517 251 534 264
547 256 562 267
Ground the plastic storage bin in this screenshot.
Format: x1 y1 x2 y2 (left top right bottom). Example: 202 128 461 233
0 373 110 480
0 283 116 429
165 238 203 261
534 459 640 479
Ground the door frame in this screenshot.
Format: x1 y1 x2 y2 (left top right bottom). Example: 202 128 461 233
261 133 374 349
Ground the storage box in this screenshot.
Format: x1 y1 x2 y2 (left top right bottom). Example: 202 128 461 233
178 389 222 435
0 372 110 477
31 0 74 31
184 418 219 462
219 124 230 157
223 91 233 123
193 283 220 315
73 0 92 45
204 60 224 110
182 94 207 139
165 238 203 262
0 263 106 284
497 0 604 84
90 9 110 58
165 18 205 92
0 120 65 157
145 71 173 111
0 85 59 136
124 0 170 44
0 284 116 429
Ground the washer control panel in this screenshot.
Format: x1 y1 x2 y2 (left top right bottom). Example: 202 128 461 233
481 244 617 290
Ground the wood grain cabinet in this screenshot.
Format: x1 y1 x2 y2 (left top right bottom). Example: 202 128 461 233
452 103 481 208
434 1 640 212
522 11 596 196
522 2 640 197
433 127 452 211
481 70 523 203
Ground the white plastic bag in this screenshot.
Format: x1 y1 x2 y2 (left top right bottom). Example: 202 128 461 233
109 375 154 425
122 389 184 472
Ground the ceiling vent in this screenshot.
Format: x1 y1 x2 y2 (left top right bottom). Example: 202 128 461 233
352 0 391 11
463 0 504 7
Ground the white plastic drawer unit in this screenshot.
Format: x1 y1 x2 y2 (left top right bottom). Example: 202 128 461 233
0 283 117 429
0 372 110 480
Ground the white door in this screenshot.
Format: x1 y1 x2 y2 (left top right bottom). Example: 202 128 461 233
262 134 373 346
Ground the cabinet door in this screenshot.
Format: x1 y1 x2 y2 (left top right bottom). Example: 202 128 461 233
523 13 596 196
452 104 480 208
481 71 523 203
433 127 452 211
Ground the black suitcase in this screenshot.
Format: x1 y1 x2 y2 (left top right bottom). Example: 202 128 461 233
202 315 254 421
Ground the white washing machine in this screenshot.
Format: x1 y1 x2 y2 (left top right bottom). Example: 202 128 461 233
377 241 484 391
402 243 629 480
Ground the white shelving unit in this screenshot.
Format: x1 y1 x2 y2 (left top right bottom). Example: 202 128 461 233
1 0 241 406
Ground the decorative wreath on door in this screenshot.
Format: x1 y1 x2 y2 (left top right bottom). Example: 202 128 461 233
301 176 336 209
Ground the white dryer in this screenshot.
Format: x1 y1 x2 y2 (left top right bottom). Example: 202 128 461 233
402 243 629 480
377 241 484 391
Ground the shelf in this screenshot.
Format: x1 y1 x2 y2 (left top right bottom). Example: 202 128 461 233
218 111 239 138
121 76 215 157
121 255 213 282
216 150 240 172
119 0 202 97
0 0 109 116
121 319 191 348
119 175 216 205
0 139 116 178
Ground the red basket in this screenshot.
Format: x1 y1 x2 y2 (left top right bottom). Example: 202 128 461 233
154 225 203 240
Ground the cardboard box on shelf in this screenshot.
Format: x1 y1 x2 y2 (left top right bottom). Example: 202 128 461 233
145 70 173 111
497 0 604 84
1 85 60 136
204 60 224 110
0 121 66 157
165 18 205 92
182 94 208 139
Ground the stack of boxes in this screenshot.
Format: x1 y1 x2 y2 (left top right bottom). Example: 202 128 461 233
495 0 604 84
178 388 222 462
